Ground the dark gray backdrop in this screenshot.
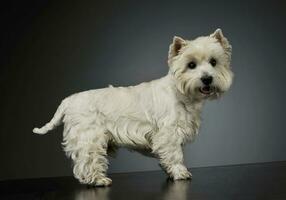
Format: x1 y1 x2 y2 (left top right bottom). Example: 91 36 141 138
1 0 285 180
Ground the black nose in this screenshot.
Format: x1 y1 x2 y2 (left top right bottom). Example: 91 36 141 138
201 75 213 85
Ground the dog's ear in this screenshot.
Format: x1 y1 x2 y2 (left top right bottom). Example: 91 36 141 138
168 36 187 60
210 29 232 57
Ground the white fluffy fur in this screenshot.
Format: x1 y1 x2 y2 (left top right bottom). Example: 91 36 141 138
33 29 233 186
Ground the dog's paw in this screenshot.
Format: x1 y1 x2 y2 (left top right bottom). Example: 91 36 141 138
172 170 192 180
169 164 192 180
169 165 192 180
95 177 112 187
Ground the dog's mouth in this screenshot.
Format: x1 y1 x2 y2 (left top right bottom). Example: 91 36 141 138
199 86 214 95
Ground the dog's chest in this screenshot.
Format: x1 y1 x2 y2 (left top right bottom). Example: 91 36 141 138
172 101 202 141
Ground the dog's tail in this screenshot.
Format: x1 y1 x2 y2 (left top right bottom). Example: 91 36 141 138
33 99 67 135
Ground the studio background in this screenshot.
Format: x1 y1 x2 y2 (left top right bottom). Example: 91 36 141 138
1 0 285 180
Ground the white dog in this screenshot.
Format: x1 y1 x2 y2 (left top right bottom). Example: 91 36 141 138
33 29 233 186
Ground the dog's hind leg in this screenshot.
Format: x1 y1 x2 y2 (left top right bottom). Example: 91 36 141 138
70 127 112 186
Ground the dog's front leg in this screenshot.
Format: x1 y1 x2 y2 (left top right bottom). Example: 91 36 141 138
152 133 192 180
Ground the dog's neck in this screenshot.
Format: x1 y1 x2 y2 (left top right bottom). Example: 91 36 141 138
157 73 205 113
153 73 204 140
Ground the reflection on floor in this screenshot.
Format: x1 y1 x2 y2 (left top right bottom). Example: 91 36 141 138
1 161 286 200
75 180 189 200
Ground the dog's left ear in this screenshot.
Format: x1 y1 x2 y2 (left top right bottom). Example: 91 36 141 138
210 29 232 57
168 36 187 60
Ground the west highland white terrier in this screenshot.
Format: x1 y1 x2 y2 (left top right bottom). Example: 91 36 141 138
33 29 233 186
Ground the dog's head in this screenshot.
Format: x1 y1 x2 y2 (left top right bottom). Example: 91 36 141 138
168 29 233 100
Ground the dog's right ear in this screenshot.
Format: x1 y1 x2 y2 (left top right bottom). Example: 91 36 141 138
168 36 186 60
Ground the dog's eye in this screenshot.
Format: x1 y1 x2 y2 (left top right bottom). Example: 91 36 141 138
188 61 196 69
209 58 217 67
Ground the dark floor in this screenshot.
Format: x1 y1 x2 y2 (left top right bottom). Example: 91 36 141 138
1 162 286 200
